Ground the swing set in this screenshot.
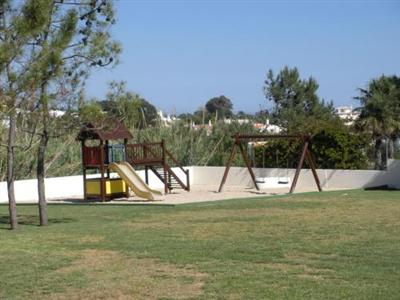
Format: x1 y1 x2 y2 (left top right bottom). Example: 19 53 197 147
248 144 290 184
218 133 322 193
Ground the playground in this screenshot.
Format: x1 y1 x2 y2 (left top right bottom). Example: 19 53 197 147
1 1 399 299
2 120 399 205
1 121 399 299
2 124 399 298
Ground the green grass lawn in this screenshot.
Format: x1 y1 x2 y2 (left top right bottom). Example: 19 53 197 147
1 190 400 299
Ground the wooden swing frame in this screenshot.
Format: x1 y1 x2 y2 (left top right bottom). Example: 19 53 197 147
218 134 322 193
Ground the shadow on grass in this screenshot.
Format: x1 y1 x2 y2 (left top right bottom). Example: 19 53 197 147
0 214 75 229
49 198 175 207
364 185 400 191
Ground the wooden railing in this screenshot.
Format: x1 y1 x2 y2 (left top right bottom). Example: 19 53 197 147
126 140 190 192
83 144 126 166
165 148 190 191
125 142 163 165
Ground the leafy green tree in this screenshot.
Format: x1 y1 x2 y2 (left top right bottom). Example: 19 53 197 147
311 120 369 169
355 75 400 169
102 81 158 129
192 106 210 125
264 66 335 132
79 100 105 123
254 119 368 170
261 66 371 169
254 109 269 123
177 113 194 122
205 95 233 121
235 111 254 120
138 99 158 128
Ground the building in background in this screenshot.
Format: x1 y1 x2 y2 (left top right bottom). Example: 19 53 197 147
158 110 178 127
335 106 360 126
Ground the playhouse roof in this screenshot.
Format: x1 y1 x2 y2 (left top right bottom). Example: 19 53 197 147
77 120 133 141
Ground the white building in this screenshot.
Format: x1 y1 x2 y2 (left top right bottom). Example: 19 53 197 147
49 110 66 118
223 118 250 125
158 110 177 127
335 106 360 126
224 118 283 133
256 119 283 134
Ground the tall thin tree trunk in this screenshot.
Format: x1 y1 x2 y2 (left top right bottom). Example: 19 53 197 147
37 131 49 226
37 86 49 226
374 138 383 170
389 138 395 159
7 113 18 230
35 2 56 227
3 5 17 230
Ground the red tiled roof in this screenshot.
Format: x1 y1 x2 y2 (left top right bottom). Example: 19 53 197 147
77 119 133 141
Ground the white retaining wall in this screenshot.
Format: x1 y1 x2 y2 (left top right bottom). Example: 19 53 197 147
192 166 390 190
0 161 399 203
192 159 400 191
384 159 400 188
0 167 193 203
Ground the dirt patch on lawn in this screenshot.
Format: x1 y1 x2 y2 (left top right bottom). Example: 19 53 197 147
77 236 105 244
263 251 348 283
47 249 207 300
266 262 334 281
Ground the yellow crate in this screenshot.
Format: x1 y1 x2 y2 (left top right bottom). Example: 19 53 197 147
86 178 126 196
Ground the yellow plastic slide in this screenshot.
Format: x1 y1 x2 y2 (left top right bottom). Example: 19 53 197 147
109 162 162 200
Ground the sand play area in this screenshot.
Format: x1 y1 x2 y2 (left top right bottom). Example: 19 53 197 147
50 184 327 205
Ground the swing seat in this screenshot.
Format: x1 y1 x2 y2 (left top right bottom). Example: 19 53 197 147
278 177 290 184
255 177 266 184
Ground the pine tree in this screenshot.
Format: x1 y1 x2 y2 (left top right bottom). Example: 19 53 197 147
25 0 120 226
0 0 53 229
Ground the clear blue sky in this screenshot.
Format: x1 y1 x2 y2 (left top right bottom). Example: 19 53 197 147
85 0 400 114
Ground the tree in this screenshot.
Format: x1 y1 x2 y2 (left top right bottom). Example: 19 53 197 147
253 119 368 170
32 1 119 226
355 75 400 169
205 95 233 121
79 100 105 123
177 113 194 121
264 66 335 132
0 0 54 229
235 111 254 120
311 120 369 169
192 106 209 125
33 0 120 226
103 81 158 129
0 0 120 227
254 109 269 123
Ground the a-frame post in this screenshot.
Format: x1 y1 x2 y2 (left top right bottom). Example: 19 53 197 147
219 133 323 195
290 137 309 193
305 143 322 192
238 142 259 191
218 140 238 192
